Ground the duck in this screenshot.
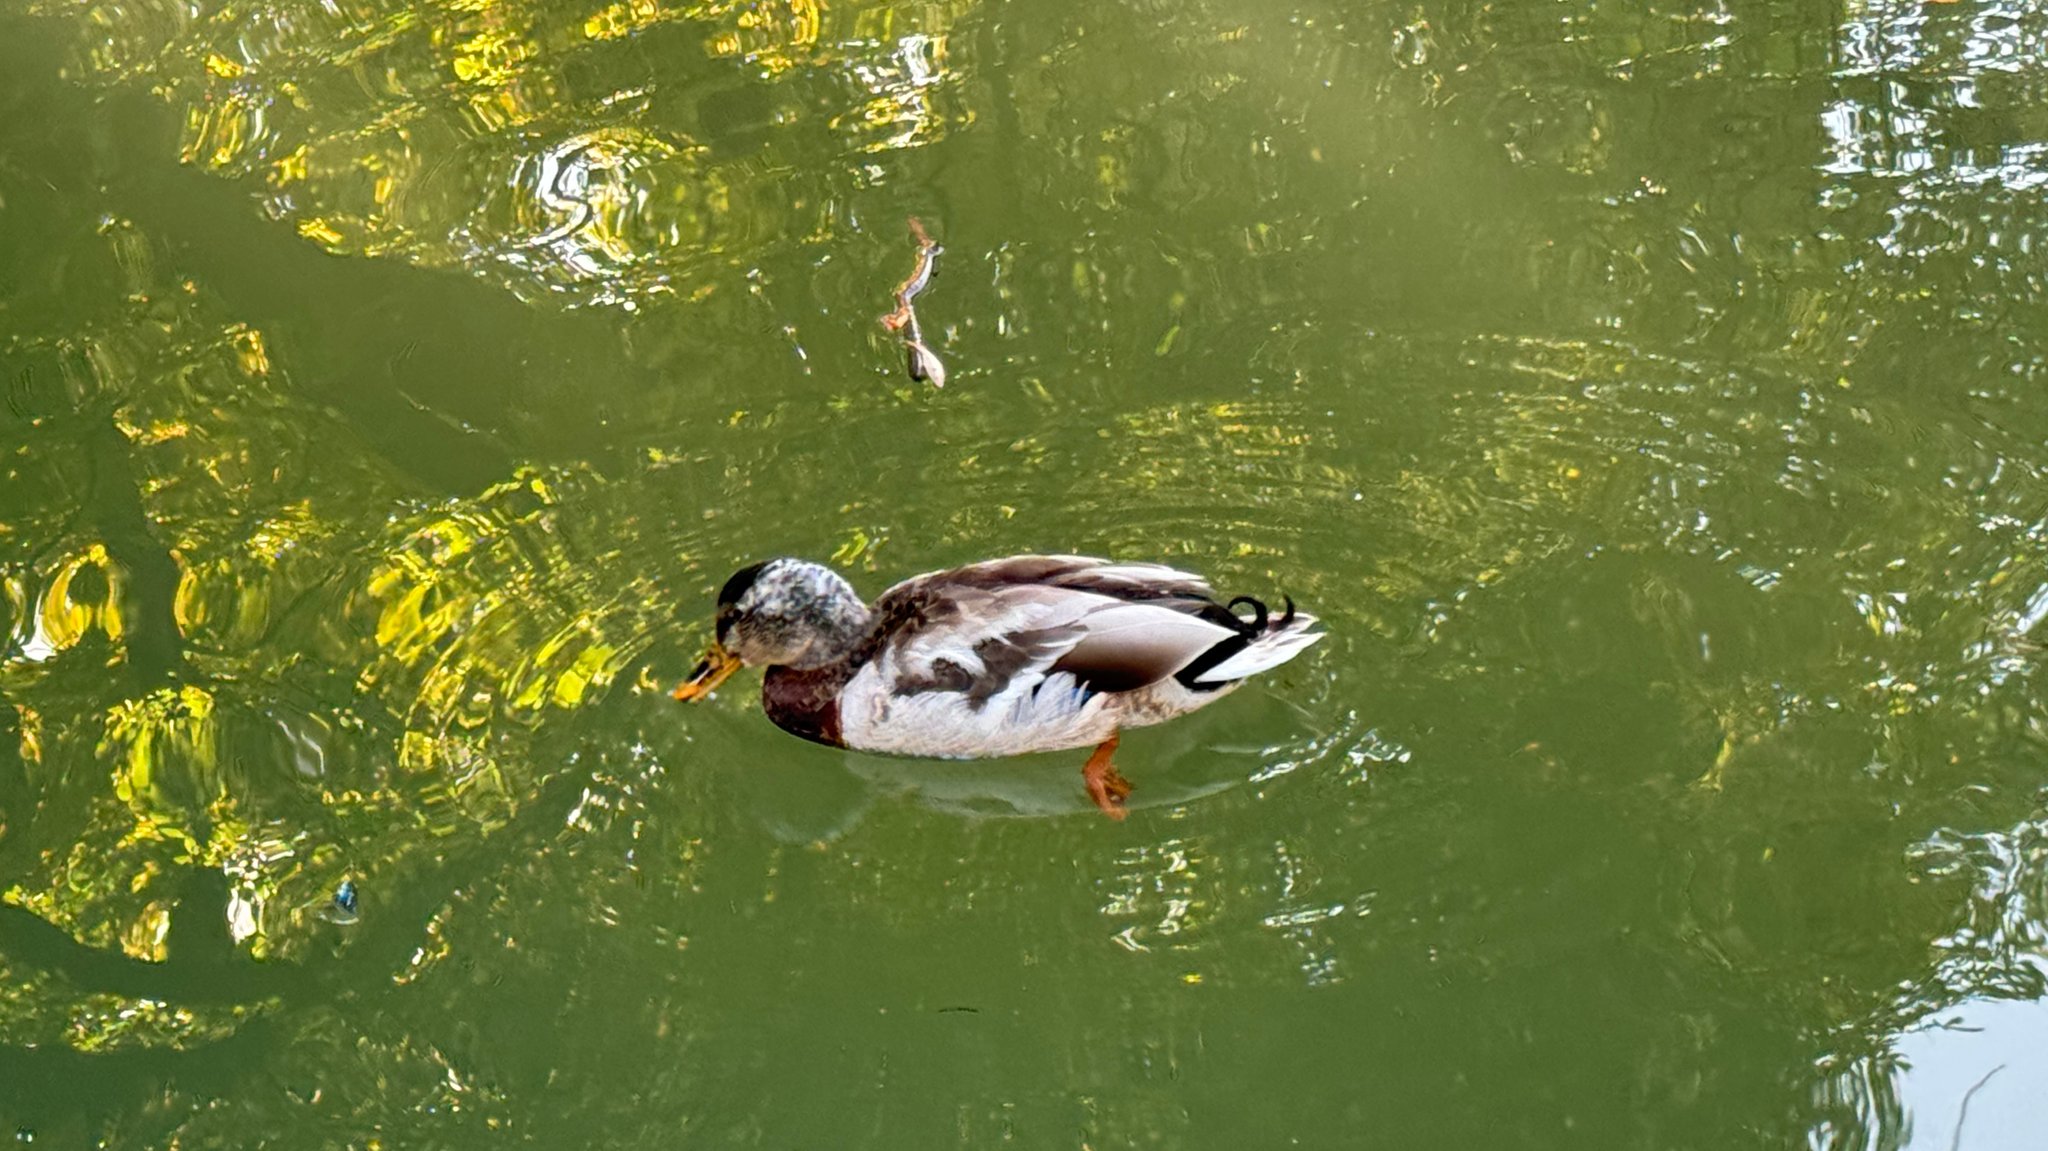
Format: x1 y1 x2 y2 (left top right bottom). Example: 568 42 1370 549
672 554 1323 818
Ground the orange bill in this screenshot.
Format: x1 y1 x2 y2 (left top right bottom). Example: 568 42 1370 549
672 645 740 701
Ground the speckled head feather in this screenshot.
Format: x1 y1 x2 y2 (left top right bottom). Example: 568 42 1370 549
714 558 872 670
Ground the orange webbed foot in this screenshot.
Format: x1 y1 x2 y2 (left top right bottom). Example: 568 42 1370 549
1082 733 1130 821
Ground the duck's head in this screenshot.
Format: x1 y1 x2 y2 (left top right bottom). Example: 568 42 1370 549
672 559 870 700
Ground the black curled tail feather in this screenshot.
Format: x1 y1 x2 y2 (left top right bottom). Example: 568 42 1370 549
1225 595 1269 633
1199 594 1277 638
1175 591 1297 692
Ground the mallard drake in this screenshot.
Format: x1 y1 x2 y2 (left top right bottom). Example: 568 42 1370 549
673 555 1323 818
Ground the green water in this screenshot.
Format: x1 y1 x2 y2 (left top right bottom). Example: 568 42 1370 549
4 0 2048 1144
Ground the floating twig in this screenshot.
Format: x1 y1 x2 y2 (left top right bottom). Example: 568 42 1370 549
880 216 946 388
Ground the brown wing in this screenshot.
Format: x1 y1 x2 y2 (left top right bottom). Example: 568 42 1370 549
934 555 1218 603
864 558 1246 704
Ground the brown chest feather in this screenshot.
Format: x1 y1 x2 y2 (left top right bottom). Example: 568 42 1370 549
761 664 848 748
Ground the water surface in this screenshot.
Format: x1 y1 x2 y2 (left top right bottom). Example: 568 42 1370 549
4 0 2048 1145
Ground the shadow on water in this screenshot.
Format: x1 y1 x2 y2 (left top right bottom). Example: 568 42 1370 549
0 12 701 495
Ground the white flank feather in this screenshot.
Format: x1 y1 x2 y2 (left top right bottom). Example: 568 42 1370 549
839 663 1116 758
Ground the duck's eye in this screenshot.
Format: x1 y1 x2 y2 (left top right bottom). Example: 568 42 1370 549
715 606 739 644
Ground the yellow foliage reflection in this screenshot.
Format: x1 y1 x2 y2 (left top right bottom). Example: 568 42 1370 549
23 543 126 661
45 0 979 304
